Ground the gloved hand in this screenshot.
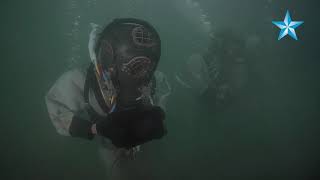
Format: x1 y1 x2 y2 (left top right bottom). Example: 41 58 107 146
69 108 95 140
96 106 167 149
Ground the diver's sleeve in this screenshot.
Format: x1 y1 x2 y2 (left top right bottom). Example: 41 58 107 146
45 68 89 137
153 71 172 111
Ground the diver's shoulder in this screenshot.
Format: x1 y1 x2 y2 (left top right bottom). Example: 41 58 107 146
51 66 88 91
63 67 87 77
59 66 88 81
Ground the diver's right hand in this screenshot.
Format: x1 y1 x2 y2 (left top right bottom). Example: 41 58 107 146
95 113 127 146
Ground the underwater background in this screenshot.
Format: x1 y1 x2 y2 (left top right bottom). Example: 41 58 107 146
1 0 319 179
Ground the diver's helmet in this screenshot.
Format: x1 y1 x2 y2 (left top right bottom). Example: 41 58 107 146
94 18 161 110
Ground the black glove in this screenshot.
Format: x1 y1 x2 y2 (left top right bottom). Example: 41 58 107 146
69 109 95 140
96 106 167 149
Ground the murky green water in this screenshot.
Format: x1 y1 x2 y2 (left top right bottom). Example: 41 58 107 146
1 0 319 179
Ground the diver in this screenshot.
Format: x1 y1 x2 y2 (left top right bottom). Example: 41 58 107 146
175 29 249 108
45 18 170 179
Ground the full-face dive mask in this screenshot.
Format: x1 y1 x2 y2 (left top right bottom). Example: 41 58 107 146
91 18 161 111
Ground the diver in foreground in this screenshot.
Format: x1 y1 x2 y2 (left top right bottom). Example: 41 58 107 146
45 18 170 179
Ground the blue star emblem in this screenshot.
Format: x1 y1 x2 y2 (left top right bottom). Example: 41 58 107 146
272 10 304 40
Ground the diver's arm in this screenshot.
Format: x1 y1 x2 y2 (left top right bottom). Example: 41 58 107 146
153 71 172 111
91 124 97 134
45 68 95 139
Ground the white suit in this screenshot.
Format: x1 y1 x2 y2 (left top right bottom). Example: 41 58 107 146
45 66 170 179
